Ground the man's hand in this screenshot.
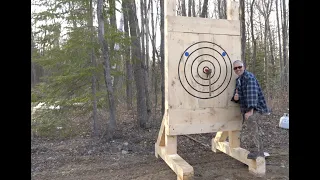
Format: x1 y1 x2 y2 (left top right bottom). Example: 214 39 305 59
245 109 254 120
234 89 239 101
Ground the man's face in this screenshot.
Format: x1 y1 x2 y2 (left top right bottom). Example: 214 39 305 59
233 62 244 76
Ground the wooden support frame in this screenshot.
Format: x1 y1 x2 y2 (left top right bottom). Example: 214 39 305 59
155 0 266 179
212 131 266 176
155 117 194 180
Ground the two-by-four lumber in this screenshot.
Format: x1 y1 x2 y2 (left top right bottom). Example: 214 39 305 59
228 130 240 148
156 146 194 180
212 131 228 152
155 117 194 180
155 118 166 158
212 131 266 176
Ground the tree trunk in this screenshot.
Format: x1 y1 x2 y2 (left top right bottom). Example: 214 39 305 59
109 0 117 50
275 0 283 87
128 0 148 128
192 0 196 17
150 0 157 125
250 0 256 74
115 14 125 97
267 24 276 98
181 0 186 16
200 0 208 18
140 0 146 64
198 0 201 16
122 0 133 110
264 20 269 101
108 0 119 93
160 0 165 117
89 0 98 136
240 0 246 65
218 0 227 19
97 0 117 140
218 0 221 18
282 0 288 92
258 15 263 43
256 0 273 101
144 0 152 126
245 19 251 66
31 27 37 88
188 0 192 17
267 24 276 91
145 0 151 73
267 25 275 66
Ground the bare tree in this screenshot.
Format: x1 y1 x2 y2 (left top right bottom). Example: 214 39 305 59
198 0 201 16
250 0 257 74
181 0 186 16
217 0 227 19
128 0 148 128
122 0 134 110
97 0 117 140
192 0 196 17
256 0 274 101
200 0 209 18
144 0 152 126
89 0 98 136
109 0 122 96
282 0 288 91
140 0 146 64
188 0 192 16
160 0 165 116
275 0 283 87
31 27 37 88
240 0 246 65
150 0 159 125
109 0 117 50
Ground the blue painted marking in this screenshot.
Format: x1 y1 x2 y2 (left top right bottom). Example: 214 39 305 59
185 52 189 56
222 51 226 56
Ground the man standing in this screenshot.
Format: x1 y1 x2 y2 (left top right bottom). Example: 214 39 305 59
231 60 270 159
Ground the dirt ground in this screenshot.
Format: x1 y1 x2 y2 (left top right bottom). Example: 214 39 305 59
31 110 289 180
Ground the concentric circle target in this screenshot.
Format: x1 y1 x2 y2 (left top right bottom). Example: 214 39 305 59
178 41 233 99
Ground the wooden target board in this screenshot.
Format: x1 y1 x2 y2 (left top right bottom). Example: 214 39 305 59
155 1 266 179
164 13 242 135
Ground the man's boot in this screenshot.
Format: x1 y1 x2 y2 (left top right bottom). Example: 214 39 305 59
247 151 265 160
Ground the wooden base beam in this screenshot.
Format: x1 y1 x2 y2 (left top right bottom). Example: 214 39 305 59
155 117 194 180
155 145 194 180
212 131 266 177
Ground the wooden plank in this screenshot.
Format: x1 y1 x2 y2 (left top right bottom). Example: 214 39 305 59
167 32 241 110
228 130 240 148
165 0 176 16
155 123 165 158
157 146 194 180
165 135 177 154
166 107 242 135
249 157 266 177
168 107 241 125
215 131 229 142
213 141 266 176
167 120 241 135
212 131 228 152
155 113 169 158
214 141 256 167
156 114 168 146
227 0 239 20
167 16 240 35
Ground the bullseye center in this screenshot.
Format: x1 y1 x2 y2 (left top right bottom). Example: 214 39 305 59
203 66 212 74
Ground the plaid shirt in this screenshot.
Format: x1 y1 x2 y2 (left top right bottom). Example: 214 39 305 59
231 70 269 114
